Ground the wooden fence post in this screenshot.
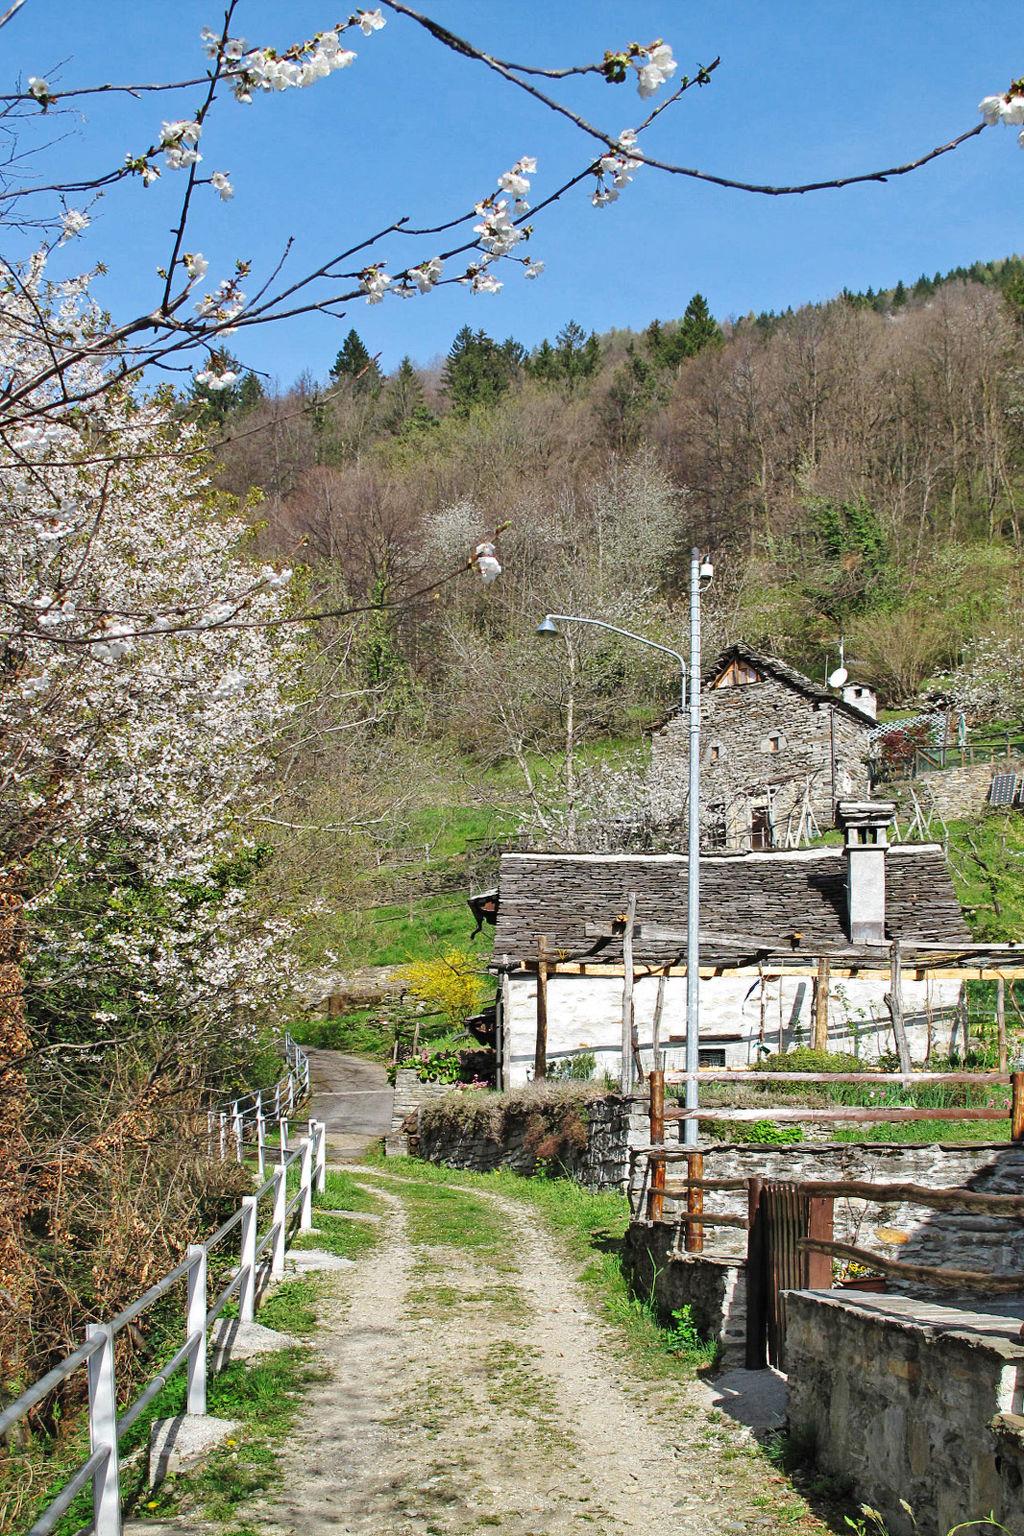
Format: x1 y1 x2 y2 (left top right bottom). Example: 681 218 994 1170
745 1176 767 1370
534 934 550 1080
804 1197 834 1290
684 1149 704 1253
620 893 637 1093
1012 1072 1024 1144
885 940 913 1076
647 1069 666 1223
997 979 1007 1074
812 957 830 1052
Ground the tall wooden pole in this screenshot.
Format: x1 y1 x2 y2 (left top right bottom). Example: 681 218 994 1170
534 935 550 1080
886 940 913 1076
1011 1072 1024 1144
812 956 830 1053
620 892 637 1094
996 978 1007 1074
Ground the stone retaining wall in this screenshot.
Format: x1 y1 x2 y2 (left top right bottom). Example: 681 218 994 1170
404 1088 649 1191
786 1290 1024 1536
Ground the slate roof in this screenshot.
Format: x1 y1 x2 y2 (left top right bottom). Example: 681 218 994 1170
707 643 876 727
489 845 970 966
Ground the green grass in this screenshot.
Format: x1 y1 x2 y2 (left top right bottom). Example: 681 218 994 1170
833 1118 1011 1144
294 1208 378 1260
315 1167 385 1214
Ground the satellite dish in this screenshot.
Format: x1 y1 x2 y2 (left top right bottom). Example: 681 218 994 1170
828 666 849 688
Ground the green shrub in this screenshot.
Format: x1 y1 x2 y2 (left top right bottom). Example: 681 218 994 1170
549 1050 597 1081
759 1047 864 1074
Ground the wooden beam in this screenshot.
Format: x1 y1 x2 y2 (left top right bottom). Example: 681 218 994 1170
663 1104 1010 1123
526 961 1024 981
885 940 912 1077
800 1237 1024 1293
663 1069 1009 1085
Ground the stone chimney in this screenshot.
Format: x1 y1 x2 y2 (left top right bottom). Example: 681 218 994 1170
837 800 895 945
842 683 877 721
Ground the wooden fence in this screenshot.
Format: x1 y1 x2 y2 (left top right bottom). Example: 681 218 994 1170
642 1067 1024 1368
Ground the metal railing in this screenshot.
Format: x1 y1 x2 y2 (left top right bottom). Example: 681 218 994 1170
210 1032 312 1177
1 1034 325 1536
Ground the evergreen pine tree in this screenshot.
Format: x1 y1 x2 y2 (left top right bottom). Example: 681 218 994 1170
330 328 381 392
442 326 522 414
678 292 723 356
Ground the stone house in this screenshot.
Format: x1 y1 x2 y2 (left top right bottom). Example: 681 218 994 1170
652 643 876 850
478 803 968 1087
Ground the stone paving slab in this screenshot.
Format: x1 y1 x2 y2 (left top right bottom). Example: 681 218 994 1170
285 1247 355 1273
148 1413 241 1485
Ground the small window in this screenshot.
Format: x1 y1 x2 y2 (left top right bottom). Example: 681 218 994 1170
713 659 761 689
768 733 781 754
699 1048 727 1068
710 744 720 763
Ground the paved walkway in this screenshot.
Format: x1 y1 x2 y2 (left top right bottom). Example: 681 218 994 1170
307 1049 393 1158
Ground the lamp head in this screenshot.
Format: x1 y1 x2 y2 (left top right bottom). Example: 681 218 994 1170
536 615 560 637
699 557 714 583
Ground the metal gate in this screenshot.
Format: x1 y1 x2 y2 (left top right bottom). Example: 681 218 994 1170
746 1179 833 1369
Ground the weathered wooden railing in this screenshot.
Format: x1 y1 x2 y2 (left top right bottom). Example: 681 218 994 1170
641 1067 1024 1368
643 1066 1024 1230
0 1033 323 1536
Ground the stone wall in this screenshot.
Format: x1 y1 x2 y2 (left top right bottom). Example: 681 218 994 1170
786 1290 1024 1536
899 756 1024 822
386 1068 458 1154
621 1222 748 1365
405 1087 649 1191
652 673 871 847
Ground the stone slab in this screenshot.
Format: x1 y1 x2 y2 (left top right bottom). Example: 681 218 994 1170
285 1246 355 1272
148 1413 241 1485
210 1317 300 1372
694 1366 788 1433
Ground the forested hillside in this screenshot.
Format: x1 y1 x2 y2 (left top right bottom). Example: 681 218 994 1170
197 260 1024 971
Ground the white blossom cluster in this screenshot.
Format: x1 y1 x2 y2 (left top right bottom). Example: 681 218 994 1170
592 129 643 209
946 633 1024 724
979 85 1024 143
1 257 298 1049
633 42 677 98
200 12 384 103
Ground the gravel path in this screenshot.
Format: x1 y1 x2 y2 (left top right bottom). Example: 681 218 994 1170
237 1164 832 1536
306 1050 393 1156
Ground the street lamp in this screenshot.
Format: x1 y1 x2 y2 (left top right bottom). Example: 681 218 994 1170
537 551 710 1145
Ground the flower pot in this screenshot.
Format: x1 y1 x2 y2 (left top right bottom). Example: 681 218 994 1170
836 1276 887 1293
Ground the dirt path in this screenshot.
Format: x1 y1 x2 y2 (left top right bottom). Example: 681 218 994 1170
238 1164 826 1536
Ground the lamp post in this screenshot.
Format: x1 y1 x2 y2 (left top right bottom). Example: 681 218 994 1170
538 549 710 1145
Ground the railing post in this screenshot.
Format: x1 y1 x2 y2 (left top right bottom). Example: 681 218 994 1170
218 1112 226 1160
273 1081 281 1124
86 1323 122 1536
804 1197 835 1290
256 1093 265 1181
239 1195 258 1323
206 1111 214 1159
300 1136 313 1232
232 1100 243 1163
279 1118 288 1167
1011 1072 1024 1144
185 1245 207 1416
745 1176 768 1370
272 1166 287 1279
684 1150 704 1253
647 1070 666 1223
314 1117 327 1194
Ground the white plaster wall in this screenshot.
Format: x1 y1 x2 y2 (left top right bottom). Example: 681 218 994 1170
504 972 963 1086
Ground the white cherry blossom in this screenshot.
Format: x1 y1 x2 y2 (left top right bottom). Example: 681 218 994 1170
210 170 234 200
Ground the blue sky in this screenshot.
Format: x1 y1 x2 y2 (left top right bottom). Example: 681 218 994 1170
10 2 1022 385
